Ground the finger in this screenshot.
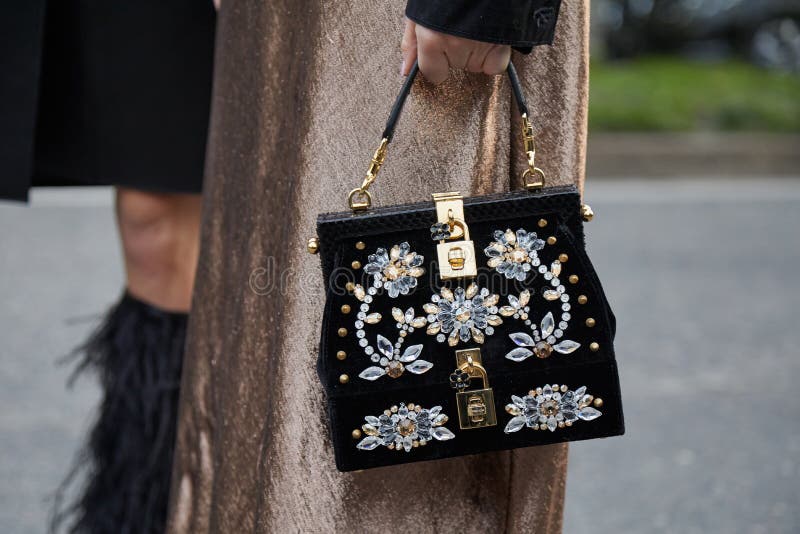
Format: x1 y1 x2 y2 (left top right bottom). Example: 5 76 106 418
482 45 512 76
416 31 450 84
466 45 491 73
400 19 418 75
441 38 472 71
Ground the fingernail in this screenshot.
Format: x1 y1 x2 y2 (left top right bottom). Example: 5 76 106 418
400 59 406 75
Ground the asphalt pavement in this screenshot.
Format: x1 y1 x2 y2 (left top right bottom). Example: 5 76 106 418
1 179 798 533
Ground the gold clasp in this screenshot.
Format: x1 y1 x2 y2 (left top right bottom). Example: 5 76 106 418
348 138 388 212
454 348 497 429
432 192 477 279
521 113 546 190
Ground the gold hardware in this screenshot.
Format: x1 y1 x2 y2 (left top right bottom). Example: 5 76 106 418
454 348 497 430
589 342 600 352
351 260 361 270
547 236 557 245
345 282 355 292
355 241 366 250
339 374 350 384
351 429 362 439
337 327 348 337
432 192 477 280
581 204 594 222
558 253 569 263
336 350 347 360
307 237 320 254
521 113 546 190
593 397 604 408
569 274 579 284
578 295 588 305
348 138 388 211
538 218 548 228
340 304 351 314
585 318 596 327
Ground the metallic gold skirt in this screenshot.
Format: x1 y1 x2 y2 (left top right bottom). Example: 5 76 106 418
168 2 589 532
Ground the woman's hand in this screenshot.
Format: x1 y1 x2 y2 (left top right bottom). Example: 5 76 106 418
400 19 512 84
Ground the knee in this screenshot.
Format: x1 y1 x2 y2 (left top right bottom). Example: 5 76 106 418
116 189 201 284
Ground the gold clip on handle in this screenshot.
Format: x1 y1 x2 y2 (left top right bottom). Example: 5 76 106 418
521 113 546 190
348 138 388 212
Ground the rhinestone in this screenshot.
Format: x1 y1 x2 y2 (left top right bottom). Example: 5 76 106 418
356 330 365 338
485 326 494 335
436 334 445 342
364 295 373 303
367 287 377 295
562 303 571 311
358 338 368 347
354 285 366 301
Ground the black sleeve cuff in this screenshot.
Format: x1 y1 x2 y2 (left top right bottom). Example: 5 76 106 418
405 0 561 54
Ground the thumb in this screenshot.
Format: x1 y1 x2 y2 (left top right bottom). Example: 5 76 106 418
400 19 418 75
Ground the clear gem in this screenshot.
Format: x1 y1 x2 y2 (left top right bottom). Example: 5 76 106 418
510 332 534 347
504 416 526 433
553 340 580 354
432 427 455 441
506 347 534 362
547 416 558 432
578 407 602 421
357 436 381 450
376 334 393 357
405 360 434 374
358 367 386 381
541 312 555 336
399 344 423 363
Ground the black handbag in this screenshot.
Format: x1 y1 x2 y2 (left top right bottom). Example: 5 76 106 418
314 62 624 472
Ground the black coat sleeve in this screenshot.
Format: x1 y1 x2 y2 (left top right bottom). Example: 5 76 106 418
405 0 561 53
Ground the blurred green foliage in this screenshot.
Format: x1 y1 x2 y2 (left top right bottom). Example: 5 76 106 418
589 57 800 132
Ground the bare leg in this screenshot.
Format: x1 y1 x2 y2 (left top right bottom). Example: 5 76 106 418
116 187 202 311
54 187 203 533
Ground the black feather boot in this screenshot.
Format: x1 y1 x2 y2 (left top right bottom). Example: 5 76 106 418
52 292 187 534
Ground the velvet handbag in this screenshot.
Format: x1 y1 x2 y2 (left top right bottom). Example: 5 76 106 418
313 62 624 472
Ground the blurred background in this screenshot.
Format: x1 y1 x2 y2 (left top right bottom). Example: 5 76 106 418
1 1 799 533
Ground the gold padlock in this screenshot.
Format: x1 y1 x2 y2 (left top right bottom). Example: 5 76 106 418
432 192 477 280
453 348 497 430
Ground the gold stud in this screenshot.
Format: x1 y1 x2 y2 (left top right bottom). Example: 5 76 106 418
593 397 604 408
345 282 355 292
558 253 569 263
339 374 349 384
569 274 579 284
336 350 347 361
351 260 361 270
355 241 366 250
351 429 362 439
581 204 594 222
589 342 600 352
337 327 348 337
538 218 548 228
585 318 596 327
341 304 351 314
547 236 557 245
306 237 320 254
578 295 588 305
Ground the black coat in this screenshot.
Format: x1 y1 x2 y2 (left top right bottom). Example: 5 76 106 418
0 0 558 202
0 0 217 201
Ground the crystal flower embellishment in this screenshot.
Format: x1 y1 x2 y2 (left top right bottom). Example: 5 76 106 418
505 311 580 361
484 228 545 281
504 384 602 433
358 334 433 381
425 283 502 346
363 242 425 298
357 403 455 452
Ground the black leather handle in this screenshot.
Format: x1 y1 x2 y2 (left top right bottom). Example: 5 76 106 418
381 60 529 142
